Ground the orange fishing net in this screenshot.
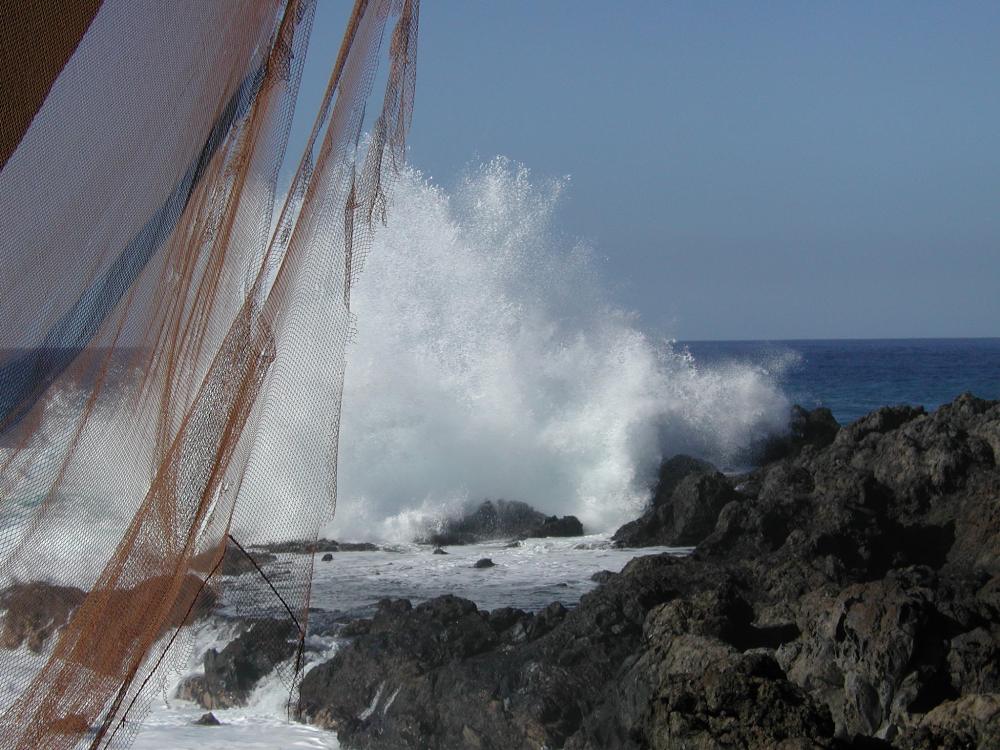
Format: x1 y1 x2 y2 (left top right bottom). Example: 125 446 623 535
0 0 418 746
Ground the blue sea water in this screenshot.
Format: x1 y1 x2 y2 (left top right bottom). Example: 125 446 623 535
682 338 1000 426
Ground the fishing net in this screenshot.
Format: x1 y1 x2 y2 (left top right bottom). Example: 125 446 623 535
0 0 418 746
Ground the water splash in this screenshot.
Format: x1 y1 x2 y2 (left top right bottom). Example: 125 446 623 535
331 158 791 541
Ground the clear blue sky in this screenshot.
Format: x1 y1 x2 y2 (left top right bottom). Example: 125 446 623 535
298 1 999 341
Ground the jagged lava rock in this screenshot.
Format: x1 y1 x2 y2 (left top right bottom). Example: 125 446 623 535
286 395 1000 749
419 499 584 546
613 455 737 547
758 404 841 463
527 514 584 538
176 619 297 709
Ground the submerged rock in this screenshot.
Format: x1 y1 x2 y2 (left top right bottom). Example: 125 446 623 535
473 558 495 569
432 547 448 555
193 712 221 726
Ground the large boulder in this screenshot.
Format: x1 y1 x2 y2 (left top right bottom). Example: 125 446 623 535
758 404 842 463
613 458 737 547
419 499 584 545
573 650 837 750
528 514 584 538
781 571 941 739
699 393 1000 581
176 619 297 709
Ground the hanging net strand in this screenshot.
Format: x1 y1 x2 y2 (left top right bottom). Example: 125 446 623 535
0 0 419 747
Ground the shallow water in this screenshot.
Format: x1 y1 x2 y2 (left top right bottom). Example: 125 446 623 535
222 535 688 623
134 537 684 749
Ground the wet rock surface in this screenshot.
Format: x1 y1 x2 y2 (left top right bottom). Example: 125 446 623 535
177 618 298 709
418 499 585 546
613 459 738 548
296 394 1000 749
527 514 584 538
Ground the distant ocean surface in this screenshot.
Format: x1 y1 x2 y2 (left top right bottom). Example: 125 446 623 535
682 338 1000 426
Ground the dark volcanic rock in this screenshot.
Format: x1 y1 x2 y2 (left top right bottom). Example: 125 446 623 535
528 514 584 538
321 553 333 562
299 596 502 736
298 555 731 749
176 619 297 709
699 392 1000 580
897 693 1000 749
613 458 738 547
575 648 837 750
0 582 86 652
783 570 944 738
418 499 584 545
759 404 842 463
650 454 717 506
420 499 546 546
590 570 615 584
194 712 221 726
292 394 1000 749
473 558 495 569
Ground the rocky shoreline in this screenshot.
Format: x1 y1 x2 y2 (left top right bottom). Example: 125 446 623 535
1 394 997 747
295 394 999 748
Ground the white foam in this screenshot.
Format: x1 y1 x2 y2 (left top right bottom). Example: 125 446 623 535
331 158 790 541
134 618 340 750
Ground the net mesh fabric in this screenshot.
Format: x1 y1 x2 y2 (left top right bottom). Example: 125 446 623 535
0 0 418 746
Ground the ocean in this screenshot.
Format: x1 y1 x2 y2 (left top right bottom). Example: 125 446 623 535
684 337 1000 425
